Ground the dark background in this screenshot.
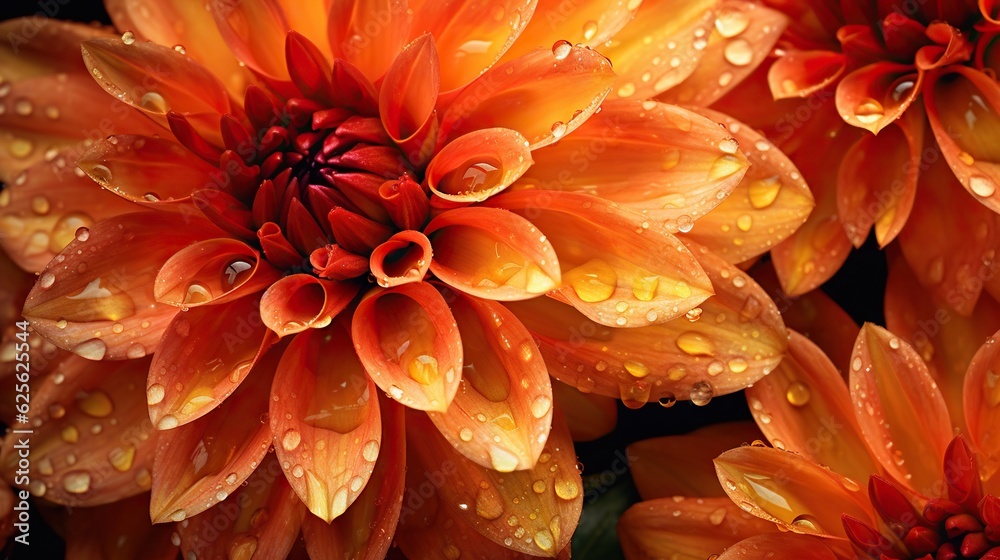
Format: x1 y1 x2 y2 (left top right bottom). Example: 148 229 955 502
0 1 888 558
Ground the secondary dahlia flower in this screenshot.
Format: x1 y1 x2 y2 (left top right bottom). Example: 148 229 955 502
712 0 1000 305
619 300 1000 559
0 0 810 557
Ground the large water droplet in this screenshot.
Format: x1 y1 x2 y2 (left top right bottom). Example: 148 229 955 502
565 259 617 302
690 381 713 406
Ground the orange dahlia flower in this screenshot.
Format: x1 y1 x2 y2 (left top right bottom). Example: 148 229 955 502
0 0 811 557
713 0 1000 304
618 289 1000 559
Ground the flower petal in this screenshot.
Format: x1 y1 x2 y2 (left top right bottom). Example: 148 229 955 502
351 283 463 411
77 135 222 206
328 0 411 84
413 0 536 91
0 73 161 182
520 100 750 227
149 340 277 522
210 0 291 81
0 357 157 506
270 324 383 522
489 191 712 327
260 274 359 336
628 422 765 500
0 154 138 273
619 497 778 560
715 446 874 538
925 66 1000 212
771 115 858 296
717 533 852 560
439 44 614 149
884 256 1000 436
105 0 252 98
834 63 921 134
746 331 880 485
768 50 847 100
600 0 715 100
849 324 953 497
176 454 306 559
424 206 559 301
660 1 788 107
379 33 438 147
552 380 616 442
506 246 786 406
963 328 1000 483
369 230 433 288
301 399 405 560
427 289 551 471
23 212 223 360
154 238 279 308
406 409 582 557
503 0 637 60
427 128 532 203
682 108 814 263
147 295 274 428
63 493 177 560
897 145 1000 316
0 19 106 81
836 108 922 247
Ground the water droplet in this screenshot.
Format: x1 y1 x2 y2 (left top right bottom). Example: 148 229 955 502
854 98 884 124
565 259 617 302
534 529 555 551
109 445 136 472
139 92 167 113
582 20 598 41
658 393 677 407
719 138 739 154
690 381 713 406
550 121 568 138
851 356 862 371
72 339 107 360
624 360 650 378
78 390 113 417
362 440 379 462
31 196 50 215
158 414 179 430
476 486 504 519
723 39 753 66
459 427 473 441
728 358 748 373
169 509 187 522
970 176 996 197
709 155 743 180
709 507 728 525
489 445 520 472
62 471 91 494
785 381 811 406
61 425 79 443
121 31 135 45
408 354 439 385
617 82 636 97
282 429 302 451
13 99 33 116
530 395 552 418
38 272 55 289
183 283 211 305
715 8 750 37
554 478 579 500
676 332 714 356
552 40 572 60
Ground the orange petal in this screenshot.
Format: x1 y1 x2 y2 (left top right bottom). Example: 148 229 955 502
81 38 231 124
328 0 412 84
628 422 765 500
63 493 177 560
884 256 1000 436
0 73 162 182
552 380 617 442
925 66 1000 211
717 533 853 560
22 212 223 360
406 409 581 557
506 246 786 407
369 230 433 288
599 0 715 100
77 135 221 206
836 109 922 248
301 399 405 560
412 0 536 91
379 34 439 145
834 63 921 134
439 43 614 149
427 289 551 471
0 19 107 81
502 0 639 61
0 153 138 273
105 0 252 99
771 113 859 295
746 331 880 485
897 143 1000 316
427 128 532 203
489 191 712 327
768 50 847 100
660 1 788 107
259 274 359 336
147 295 274 428
618 497 778 560
682 108 814 263
154 238 279 308
210 0 291 81
0 357 157 506
176 454 306 559
424 206 559 301
849 323 953 497
149 340 277 522
351 283 462 411
715 446 874 538
964 327 1000 483
520 100 749 226
270 324 382 522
